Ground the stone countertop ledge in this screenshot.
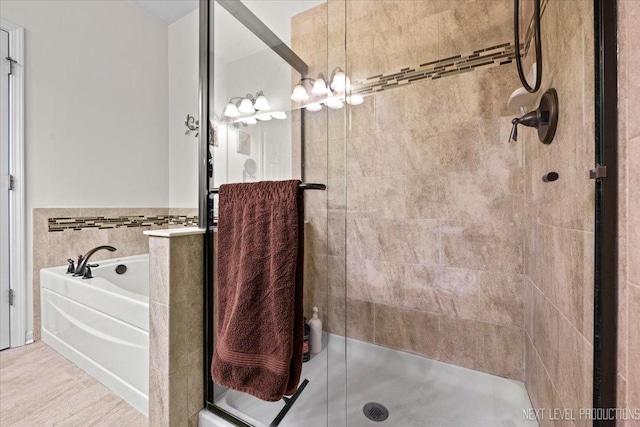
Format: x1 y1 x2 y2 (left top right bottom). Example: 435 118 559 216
143 227 206 237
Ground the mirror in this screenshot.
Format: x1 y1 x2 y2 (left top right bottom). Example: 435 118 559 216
515 0 542 92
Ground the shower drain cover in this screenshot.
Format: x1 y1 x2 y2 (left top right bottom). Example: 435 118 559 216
363 403 389 422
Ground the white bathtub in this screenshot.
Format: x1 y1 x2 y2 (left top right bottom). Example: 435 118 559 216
40 254 149 415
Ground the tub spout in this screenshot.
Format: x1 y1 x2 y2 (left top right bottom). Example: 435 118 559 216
74 245 117 276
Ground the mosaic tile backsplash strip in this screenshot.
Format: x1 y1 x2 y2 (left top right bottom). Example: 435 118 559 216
48 214 199 232
353 42 516 96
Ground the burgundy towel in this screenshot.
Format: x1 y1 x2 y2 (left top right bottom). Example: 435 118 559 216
211 180 304 401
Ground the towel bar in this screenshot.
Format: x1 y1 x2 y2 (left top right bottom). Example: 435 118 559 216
208 182 326 194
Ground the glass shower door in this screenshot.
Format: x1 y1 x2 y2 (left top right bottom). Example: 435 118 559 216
206 1 347 425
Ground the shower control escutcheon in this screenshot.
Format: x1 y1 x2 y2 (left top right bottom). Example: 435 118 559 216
509 88 559 144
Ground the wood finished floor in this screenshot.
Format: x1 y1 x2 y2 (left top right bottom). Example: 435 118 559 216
0 341 147 426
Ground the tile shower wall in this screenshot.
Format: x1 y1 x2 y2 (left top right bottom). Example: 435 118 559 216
617 1 640 423
294 0 526 380
522 1 595 426
31 208 173 341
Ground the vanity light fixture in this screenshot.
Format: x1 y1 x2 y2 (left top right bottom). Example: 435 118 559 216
291 83 310 102
311 74 328 95
270 111 287 120
345 94 364 105
238 98 256 114
224 92 272 118
291 67 363 112
223 102 240 118
326 97 344 110
330 69 348 92
254 91 270 111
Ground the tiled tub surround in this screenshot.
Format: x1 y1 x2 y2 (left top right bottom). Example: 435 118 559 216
294 0 526 381
521 1 595 426
32 208 198 341
618 0 640 421
147 229 204 427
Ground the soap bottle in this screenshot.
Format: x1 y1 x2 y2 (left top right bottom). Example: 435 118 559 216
309 306 323 355
303 318 311 362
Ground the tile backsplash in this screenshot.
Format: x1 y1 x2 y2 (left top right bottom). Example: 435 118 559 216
48 213 199 232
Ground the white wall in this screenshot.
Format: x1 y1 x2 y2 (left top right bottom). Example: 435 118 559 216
168 8 199 208
0 0 169 334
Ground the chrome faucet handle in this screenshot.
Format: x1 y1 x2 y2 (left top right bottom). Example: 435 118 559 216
66 259 75 274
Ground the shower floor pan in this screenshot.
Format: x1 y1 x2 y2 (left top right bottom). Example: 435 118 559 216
204 334 538 427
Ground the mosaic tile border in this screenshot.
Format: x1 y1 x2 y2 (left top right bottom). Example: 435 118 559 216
353 42 516 95
48 215 199 232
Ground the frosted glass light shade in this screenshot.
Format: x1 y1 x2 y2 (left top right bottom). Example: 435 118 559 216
311 77 327 95
346 94 364 105
238 98 255 114
271 111 287 120
224 102 240 118
291 84 309 102
254 94 270 111
326 97 344 109
331 70 347 92
306 103 322 112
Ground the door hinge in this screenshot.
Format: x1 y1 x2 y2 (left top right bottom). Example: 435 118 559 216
1 175 14 191
589 165 607 180
8 289 14 306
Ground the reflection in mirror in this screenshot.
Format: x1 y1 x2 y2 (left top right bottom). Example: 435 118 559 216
209 0 325 219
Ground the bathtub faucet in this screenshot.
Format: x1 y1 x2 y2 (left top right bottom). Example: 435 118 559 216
74 245 117 277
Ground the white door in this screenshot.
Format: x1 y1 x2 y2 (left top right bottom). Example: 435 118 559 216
0 29 11 350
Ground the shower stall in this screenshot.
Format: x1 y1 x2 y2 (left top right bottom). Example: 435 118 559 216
199 0 614 426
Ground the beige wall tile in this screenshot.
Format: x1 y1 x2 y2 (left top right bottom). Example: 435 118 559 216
477 272 524 327
627 284 640 411
347 99 374 138
348 218 439 264
347 176 406 219
618 238 628 379
150 301 170 373
476 322 523 380
628 137 640 284
347 257 404 306
148 234 204 426
438 317 480 370
440 220 523 274
149 237 170 305
374 304 440 358
149 367 169 427
404 265 479 320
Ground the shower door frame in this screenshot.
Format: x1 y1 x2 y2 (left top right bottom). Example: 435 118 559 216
592 0 618 425
198 0 621 425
